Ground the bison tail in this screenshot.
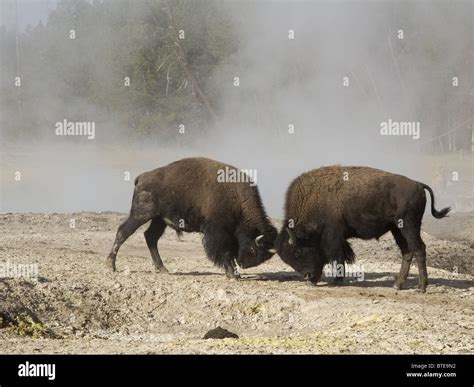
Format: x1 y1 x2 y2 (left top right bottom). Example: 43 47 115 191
420 183 451 219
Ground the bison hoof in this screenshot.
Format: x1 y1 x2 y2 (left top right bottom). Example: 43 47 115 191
226 272 241 280
106 258 116 272
393 282 403 290
416 286 427 293
305 280 316 287
155 266 169 274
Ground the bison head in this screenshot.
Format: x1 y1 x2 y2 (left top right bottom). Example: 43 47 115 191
276 224 324 285
237 227 278 269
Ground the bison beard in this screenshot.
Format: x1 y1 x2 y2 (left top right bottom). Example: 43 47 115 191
276 165 451 293
106 157 277 278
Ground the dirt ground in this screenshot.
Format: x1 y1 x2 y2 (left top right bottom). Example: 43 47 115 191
0 212 472 354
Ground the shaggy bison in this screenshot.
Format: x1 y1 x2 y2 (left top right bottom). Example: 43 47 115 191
107 157 277 278
276 166 450 292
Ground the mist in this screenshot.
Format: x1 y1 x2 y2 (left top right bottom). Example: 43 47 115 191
1 0 472 216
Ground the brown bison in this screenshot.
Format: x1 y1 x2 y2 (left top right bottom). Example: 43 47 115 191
276 166 450 292
107 157 277 278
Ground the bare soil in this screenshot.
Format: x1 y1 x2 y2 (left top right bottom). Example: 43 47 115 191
0 212 472 354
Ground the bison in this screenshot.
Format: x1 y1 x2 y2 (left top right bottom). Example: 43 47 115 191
106 157 277 278
275 166 450 292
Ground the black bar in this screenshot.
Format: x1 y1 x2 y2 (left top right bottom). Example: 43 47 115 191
0 355 471 386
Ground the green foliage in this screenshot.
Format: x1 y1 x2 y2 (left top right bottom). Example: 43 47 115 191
0 0 238 141
6 314 53 339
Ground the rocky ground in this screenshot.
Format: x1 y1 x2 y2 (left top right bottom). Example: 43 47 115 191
0 212 472 354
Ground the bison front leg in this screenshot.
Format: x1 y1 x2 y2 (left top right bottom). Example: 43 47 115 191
202 222 240 279
224 253 241 280
330 257 345 285
321 228 347 285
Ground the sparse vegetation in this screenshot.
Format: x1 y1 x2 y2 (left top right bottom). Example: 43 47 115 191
6 313 54 339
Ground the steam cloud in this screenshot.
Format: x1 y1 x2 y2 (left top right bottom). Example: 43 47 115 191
1 0 472 216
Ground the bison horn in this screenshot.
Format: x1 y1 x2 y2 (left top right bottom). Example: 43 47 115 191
267 248 277 254
286 228 296 245
255 235 264 246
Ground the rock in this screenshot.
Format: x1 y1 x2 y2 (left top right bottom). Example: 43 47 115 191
203 326 239 340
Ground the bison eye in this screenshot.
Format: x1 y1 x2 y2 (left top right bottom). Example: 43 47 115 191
250 247 256 255
295 249 302 258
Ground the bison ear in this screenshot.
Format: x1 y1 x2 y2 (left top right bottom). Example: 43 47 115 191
286 228 296 245
255 234 264 247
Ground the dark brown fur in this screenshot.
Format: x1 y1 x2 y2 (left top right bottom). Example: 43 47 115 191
276 165 450 292
107 157 277 278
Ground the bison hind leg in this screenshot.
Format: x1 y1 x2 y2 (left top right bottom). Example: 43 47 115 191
107 214 152 271
391 227 412 290
392 224 427 292
107 190 156 271
144 218 169 273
